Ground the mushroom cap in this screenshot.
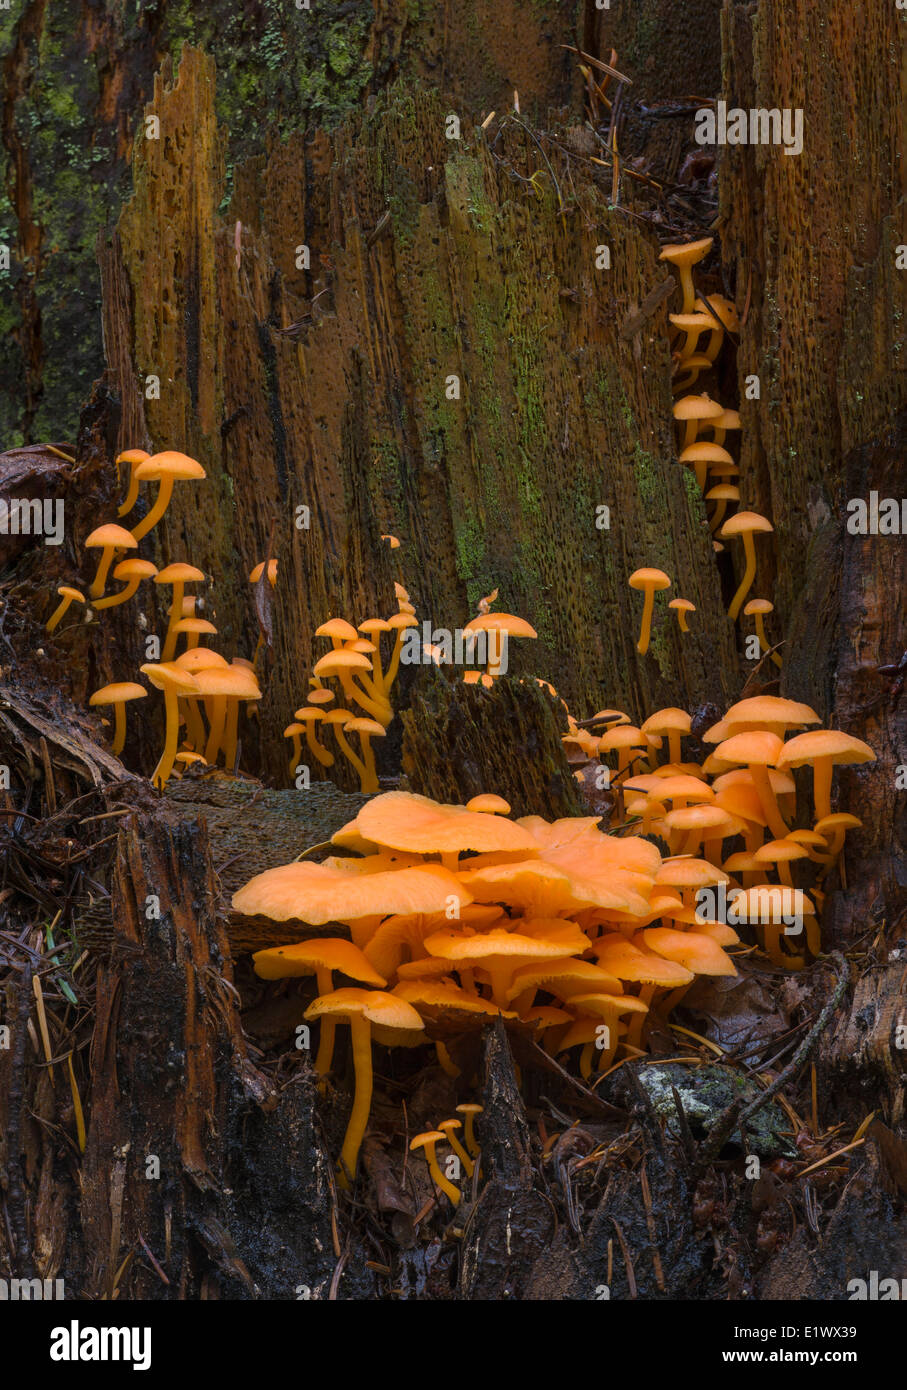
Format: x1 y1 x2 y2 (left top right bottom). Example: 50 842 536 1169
249 558 278 585
672 394 724 422
393 582 409 600
643 927 737 977
381 535 402 550
679 442 735 466
777 730 875 770
505 958 623 1003
393 979 517 1018
116 448 150 465
641 707 691 737
253 938 387 985
786 828 830 847
456 1103 483 1117
655 857 728 889
659 236 714 268
173 618 218 636
591 933 694 987
323 708 354 726
463 612 538 639
112 558 158 581
135 451 206 481
347 638 377 654
423 926 573 969
89 681 148 706
56 585 85 602
316 617 359 642
465 794 511 815
719 510 774 538
352 791 538 855
305 987 423 1032
284 722 306 738
294 707 325 724
175 648 228 671
743 598 774 616
813 813 862 833
306 688 335 705
650 774 714 804
665 804 735 833
314 649 372 676
232 860 469 924
386 612 419 631
599 724 646 753
345 717 387 737
628 567 672 592
754 838 809 864
155 563 205 585
85 523 137 550
723 695 821 731
358 618 392 634
139 661 200 695
194 665 261 699
410 1130 447 1152
714 730 784 767
568 991 649 1018
668 598 697 612
698 294 740 334
706 485 740 502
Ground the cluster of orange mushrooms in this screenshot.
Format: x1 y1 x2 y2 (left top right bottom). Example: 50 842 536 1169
286 567 540 792
626 236 778 659
235 789 740 1189
561 693 874 966
45 448 267 788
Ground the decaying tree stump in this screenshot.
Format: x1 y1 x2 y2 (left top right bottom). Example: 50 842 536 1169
401 669 585 819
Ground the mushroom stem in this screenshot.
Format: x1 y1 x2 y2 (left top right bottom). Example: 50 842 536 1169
810 758 834 822
333 725 368 788
111 702 127 757
305 726 334 768
93 577 143 610
161 582 187 662
205 696 228 766
183 698 206 753
749 763 790 841
89 546 119 599
358 733 380 795
753 611 783 669
337 1012 373 1190
420 1141 461 1206
222 699 240 772
117 463 143 517
313 968 336 1075
287 730 303 774
46 594 77 633
728 532 758 622
150 687 182 790
636 588 656 655
130 475 175 542
442 1126 474 1178
435 1042 459 1077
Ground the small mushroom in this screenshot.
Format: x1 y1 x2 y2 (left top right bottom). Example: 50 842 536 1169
89 681 148 756
115 448 150 517
777 730 875 823
305 989 423 1188
46 585 85 634
85 524 137 599
628 568 672 655
140 661 201 789
455 1103 483 1159
658 236 714 314
93 558 158 610
719 511 774 622
437 1118 475 1179
668 597 696 633
743 598 782 668
410 1130 460 1206
130 452 206 542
